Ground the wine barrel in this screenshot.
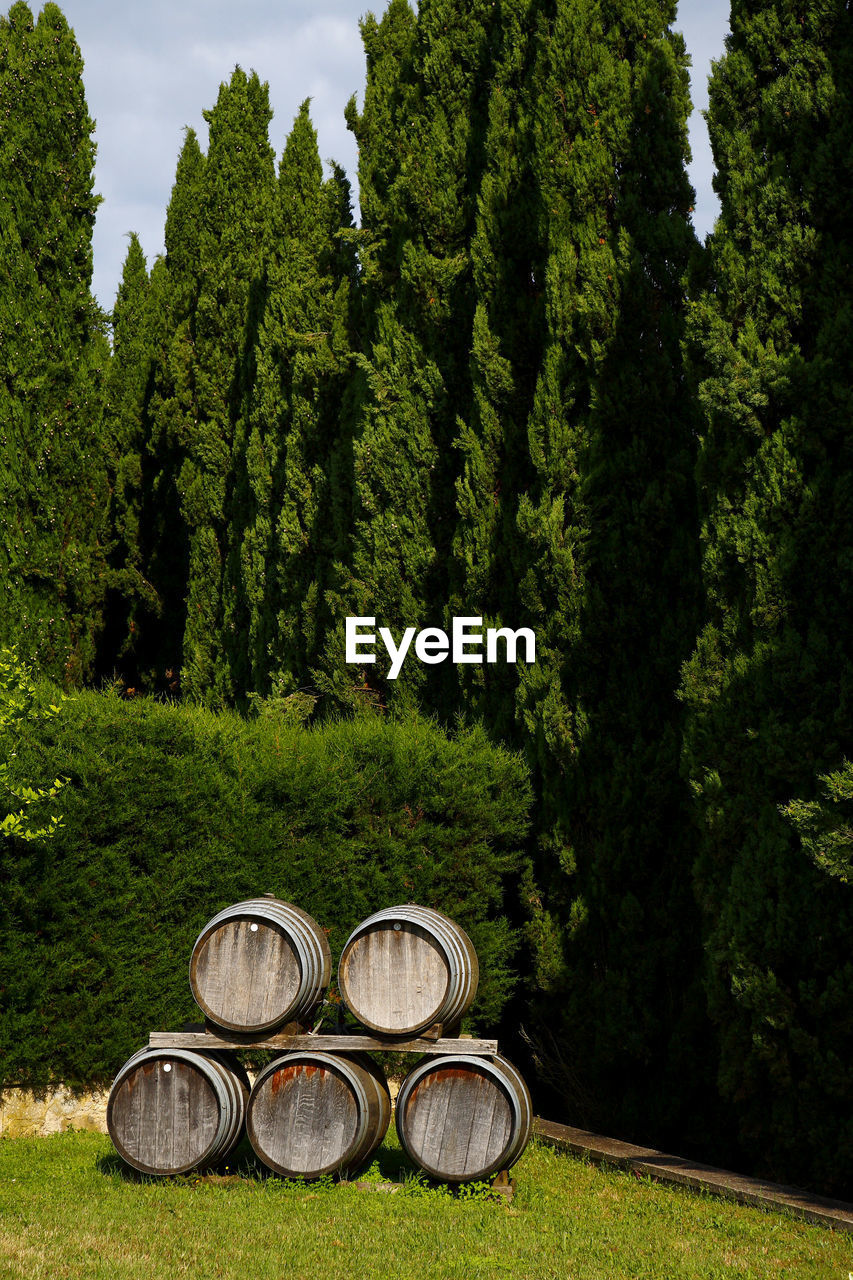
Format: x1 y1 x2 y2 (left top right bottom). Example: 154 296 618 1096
337 904 479 1036
107 1047 249 1176
247 1051 391 1179
396 1054 532 1182
189 897 332 1033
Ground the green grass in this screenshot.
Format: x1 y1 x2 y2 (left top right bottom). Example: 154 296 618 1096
1 1129 851 1280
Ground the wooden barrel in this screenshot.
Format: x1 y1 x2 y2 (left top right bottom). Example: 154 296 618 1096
395 1054 532 1182
107 1047 249 1176
337 904 479 1036
189 897 332 1033
247 1051 391 1179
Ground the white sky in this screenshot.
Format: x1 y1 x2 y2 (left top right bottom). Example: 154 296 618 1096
47 0 732 310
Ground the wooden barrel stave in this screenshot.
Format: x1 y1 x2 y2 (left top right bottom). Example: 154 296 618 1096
338 904 479 1036
246 1051 391 1179
396 1053 532 1182
107 1047 248 1176
189 897 331 1034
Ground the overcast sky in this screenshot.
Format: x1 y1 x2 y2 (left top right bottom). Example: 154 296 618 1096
50 0 732 311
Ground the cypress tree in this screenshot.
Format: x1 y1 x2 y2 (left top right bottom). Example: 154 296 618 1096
0 1 108 684
514 0 703 1145
178 68 276 703
451 0 543 736
98 232 156 682
323 0 497 706
133 129 205 692
224 101 356 701
348 0 417 240
314 0 417 709
680 0 853 1191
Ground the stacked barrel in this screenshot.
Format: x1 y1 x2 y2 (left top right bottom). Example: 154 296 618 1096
106 897 531 1184
189 897 332 1034
107 1047 251 1177
337 905 479 1037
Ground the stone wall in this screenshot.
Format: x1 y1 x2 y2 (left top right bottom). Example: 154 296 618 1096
0 1075 400 1141
0 1086 109 1138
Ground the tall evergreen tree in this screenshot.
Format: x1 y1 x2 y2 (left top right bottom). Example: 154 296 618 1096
133 130 205 692
178 68 276 702
680 0 853 1191
224 101 356 701
98 232 156 681
314 0 417 709
451 0 543 737
513 0 704 1146
0 1 108 684
322 0 498 706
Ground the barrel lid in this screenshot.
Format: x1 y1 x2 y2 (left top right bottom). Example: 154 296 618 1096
396 1055 528 1182
107 1050 232 1177
338 909 453 1035
247 1052 370 1179
188 898 331 1033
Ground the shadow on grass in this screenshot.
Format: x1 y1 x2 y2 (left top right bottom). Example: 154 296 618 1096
96 1132 420 1187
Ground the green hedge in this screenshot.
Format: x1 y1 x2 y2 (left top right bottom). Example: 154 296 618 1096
0 691 531 1088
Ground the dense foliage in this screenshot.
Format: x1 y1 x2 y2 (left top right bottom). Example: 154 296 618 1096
0 2 108 684
505 0 705 1145
3 0 853 1194
99 233 155 675
0 647 65 841
223 101 357 703
680 0 853 1190
0 689 530 1088
334 0 497 708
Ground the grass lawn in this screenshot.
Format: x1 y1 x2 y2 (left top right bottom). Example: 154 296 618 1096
1 1127 851 1280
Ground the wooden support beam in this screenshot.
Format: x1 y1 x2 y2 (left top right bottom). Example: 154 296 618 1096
146 1031 498 1056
